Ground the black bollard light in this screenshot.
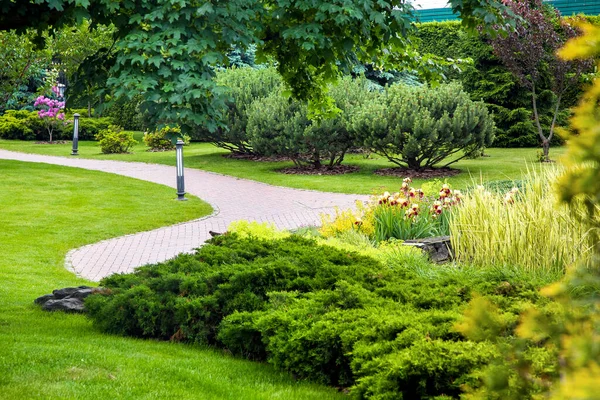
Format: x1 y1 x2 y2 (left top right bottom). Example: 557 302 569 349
71 113 79 156
176 139 187 201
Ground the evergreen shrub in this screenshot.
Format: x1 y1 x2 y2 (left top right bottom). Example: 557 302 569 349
352 83 495 170
247 76 371 168
192 67 283 154
86 233 552 398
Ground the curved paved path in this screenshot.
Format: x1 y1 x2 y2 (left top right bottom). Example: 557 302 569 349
0 149 369 281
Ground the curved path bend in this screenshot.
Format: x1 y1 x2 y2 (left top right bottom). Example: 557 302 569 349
0 149 369 281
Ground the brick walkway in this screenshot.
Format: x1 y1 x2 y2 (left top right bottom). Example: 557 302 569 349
0 149 369 281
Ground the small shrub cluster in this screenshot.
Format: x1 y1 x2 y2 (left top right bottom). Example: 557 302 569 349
247 76 371 168
95 125 137 154
143 126 190 151
86 233 552 398
321 178 461 242
201 67 494 170
0 109 112 141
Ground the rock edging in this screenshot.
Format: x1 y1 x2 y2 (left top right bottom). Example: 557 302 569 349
34 286 105 313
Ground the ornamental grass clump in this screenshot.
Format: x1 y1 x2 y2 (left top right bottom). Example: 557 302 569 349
450 168 595 277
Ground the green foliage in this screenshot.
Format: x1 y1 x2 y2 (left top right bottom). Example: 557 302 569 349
352 83 495 170
0 0 510 136
193 67 283 154
95 125 136 154
461 23 600 399
227 220 290 240
414 19 593 148
0 109 111 141
247 76 371 168
0 31 50 112
71 116 112 141
87 232 552 398
143 126 189 151
0 110 37 140
106 95 145 131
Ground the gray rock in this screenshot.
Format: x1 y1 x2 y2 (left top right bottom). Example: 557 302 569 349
52 286 92 299
33 294 55 305
35 286 104 313
403 236 453 263
42 298 86 313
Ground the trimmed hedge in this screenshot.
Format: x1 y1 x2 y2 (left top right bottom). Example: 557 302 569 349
0 109 112 141
86 234 553 398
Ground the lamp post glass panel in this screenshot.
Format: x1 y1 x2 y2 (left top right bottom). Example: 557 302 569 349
57 83 65 98
176 139 186 200
71 113 79 156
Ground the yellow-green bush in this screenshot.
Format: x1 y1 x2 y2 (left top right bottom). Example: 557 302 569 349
450 168 595 277
227 220 290 240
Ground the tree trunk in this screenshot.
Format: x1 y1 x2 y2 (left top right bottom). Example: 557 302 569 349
542 139 550 162
531 84 550 162
88 101 92 118
407 157 421 170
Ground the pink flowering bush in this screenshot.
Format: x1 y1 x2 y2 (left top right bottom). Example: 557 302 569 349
34 96 65 143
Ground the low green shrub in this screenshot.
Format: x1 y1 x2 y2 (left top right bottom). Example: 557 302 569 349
143 126 190 151
95 125 137 154
0 110 36 140
352 83 495 170
87 233 552 398
75 117 113 141
0 109 111 141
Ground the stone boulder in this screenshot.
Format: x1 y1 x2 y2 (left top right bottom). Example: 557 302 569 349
403 236 453 263
34 286 104 313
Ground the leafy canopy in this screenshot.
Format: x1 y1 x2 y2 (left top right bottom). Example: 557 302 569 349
0 0 511 132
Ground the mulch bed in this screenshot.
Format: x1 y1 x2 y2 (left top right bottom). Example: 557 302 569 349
278 165 360 175
374 167 461 179
34 141 69 145
223 153 292 162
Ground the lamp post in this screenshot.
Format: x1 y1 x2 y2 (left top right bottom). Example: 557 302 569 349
57 83 66 99
71 113 79 156
176 139 187 200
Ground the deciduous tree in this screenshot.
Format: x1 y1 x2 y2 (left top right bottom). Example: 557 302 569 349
0 0 512 133
490 0 593 161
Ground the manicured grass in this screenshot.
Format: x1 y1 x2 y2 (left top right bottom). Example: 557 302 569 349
0 137 566 194
0 160 343 399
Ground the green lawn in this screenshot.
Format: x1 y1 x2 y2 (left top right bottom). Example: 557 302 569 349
0 137 566 194
0 160 343 400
